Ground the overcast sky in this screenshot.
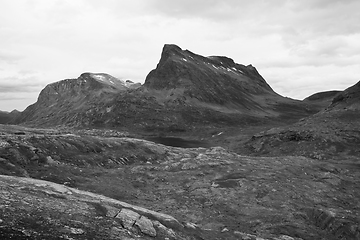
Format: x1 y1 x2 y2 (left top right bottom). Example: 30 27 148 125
1 0 359 111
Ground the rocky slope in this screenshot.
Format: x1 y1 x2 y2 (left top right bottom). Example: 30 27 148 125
15 73 140 127
0 124 359 239
0 175 197 239
245 80 360 159
15 45 319 135
144 45 275 110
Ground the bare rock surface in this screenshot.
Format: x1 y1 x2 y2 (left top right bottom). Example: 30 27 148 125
0 174 190 239
0 124 359 239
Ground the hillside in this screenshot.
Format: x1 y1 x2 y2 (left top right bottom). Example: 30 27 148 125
303 90 341 109
15 73 140 127
245 80 360 159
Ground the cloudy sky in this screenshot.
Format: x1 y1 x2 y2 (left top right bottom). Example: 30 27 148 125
1 0 359 111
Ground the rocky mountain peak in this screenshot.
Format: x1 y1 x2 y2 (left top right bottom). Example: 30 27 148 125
37 72 139 104
144 44 276 107
15 72 141 126
161 44 183 56
156 44 192 68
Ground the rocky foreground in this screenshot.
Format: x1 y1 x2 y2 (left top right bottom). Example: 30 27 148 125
0 125 359 239
0 175 185 239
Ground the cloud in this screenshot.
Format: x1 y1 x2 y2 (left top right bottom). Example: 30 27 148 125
146 0 360 37
0 0 359 111
146 0 287 22
0 68 44 92
0 51 23 64
146 0 360 70
0 92 38 111
0 94 34 101
147 0 238 20
0 82 41 93
277 0 360 55
262 63 360 100
0 70 45 111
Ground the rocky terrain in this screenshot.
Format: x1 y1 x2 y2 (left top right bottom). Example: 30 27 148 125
0 124 359 239
0 174 188 240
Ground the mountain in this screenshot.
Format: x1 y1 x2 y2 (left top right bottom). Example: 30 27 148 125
245 80 360 159
144 44 275 108
15 44 319 134
15 72 140 127
143 44 318 117
0 110 21 124
303 90 341 109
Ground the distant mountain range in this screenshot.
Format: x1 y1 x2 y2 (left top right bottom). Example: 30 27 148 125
10 44 329 133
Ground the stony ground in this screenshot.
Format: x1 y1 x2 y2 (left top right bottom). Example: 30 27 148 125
0 175 194 239
0 124 359 239
244 109 360 160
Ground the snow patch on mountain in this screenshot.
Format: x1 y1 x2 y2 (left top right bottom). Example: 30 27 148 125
92 74 107 82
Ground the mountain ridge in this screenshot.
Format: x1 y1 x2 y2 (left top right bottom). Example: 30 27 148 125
15 44 320 132
15 73 137 126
